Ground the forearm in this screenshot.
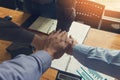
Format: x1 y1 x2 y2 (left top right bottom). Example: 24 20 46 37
0 27 34 44
73 44 120 66
72 44 120 79
0 18 34 44
0 51 52 80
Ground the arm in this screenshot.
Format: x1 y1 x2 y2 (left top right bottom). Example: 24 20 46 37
0 51 52 80
0 18 34 44
73 44 120 66
0 18 45 50
0 30 69 80
72 44 120 79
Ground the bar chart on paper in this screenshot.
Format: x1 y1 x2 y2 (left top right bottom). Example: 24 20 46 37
67 56 115 80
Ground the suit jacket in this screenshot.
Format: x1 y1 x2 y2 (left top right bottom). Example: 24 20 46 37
0 18 34 44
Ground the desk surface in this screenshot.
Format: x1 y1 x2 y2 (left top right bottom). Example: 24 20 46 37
0 7 30 25
0 7 30 62
0 7 120 80
84 28 120 50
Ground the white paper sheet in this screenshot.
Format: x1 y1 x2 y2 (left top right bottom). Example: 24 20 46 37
67 56 115 80
49 22 90 71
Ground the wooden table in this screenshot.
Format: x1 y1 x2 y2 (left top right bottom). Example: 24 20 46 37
0 7 30 62
0 7 57 80
84 28 120 50
0 7 30 25
0 7 120 80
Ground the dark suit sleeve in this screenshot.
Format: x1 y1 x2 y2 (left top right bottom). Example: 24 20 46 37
0 18 34 44
56 0 76 31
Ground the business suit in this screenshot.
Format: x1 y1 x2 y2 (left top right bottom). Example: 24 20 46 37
24 0 57 18
0 18 34 43
24 0 76 31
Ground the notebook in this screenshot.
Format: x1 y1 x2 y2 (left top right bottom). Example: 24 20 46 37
29 17 57 34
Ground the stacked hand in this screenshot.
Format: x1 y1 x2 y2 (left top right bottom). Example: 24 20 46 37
32 30 78 59
43 30 78 59
65 36 78 55
32 34 46 51
44 30 69 59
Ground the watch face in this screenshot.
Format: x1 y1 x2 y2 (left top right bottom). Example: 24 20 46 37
56 71 82 80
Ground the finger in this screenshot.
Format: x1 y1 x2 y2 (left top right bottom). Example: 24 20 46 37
55 29 61 35
58 31 67 38
61 42 68 49
69 35 74 43
69 35 73 39
65 37 72 44
58 31 67 42
65 44 72 55
52 29 61 37
49 30 56 35
49 30 56 37
69 35 78 46
48 30 56 38
62 32 68 41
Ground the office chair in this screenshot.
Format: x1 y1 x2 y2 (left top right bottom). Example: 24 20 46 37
75 0 105 29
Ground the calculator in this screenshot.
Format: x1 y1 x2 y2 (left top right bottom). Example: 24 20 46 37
56 70 82 80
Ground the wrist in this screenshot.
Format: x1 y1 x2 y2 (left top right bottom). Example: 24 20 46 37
32 34 39 49
67 40 78 55
32 34 45 50
44 48 56 59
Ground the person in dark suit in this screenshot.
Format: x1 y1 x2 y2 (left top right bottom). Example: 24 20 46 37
24 0 76 31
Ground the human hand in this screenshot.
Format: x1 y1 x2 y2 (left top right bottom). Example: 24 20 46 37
32 34 46 51
65 36 78 55
44 30 69 59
